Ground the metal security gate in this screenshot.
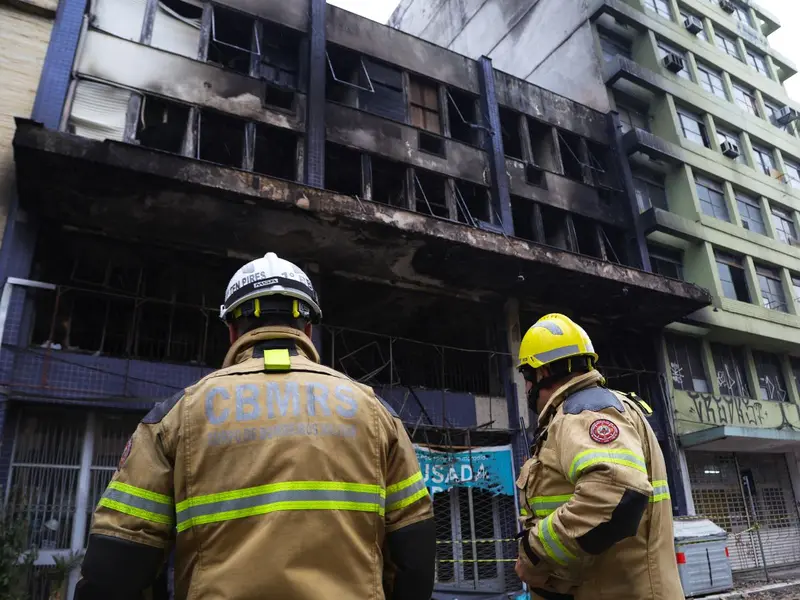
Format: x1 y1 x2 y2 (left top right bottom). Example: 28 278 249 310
688 452 800 572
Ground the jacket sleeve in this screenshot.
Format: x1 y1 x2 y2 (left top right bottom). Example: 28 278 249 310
382 405 435 600
76 394 181 599
519 404 652 577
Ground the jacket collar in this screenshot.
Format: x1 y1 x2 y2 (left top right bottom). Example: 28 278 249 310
538 370 606 426
222 326 321 368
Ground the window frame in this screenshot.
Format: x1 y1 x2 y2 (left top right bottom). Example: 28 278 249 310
751 144 776 176
409 76 442 135
649 244 684 280
710 342 752 398
771 206 798 245
677 108 709 147
756 264 787 311
736 193 766 234
644 0 672 19
746 48 769 77
716 30 742 61
782 158 800 189
715 250 750 302
696 176 730 221
665 334 709 392
697 62 727 99
732 82 760 117
752 350 789 402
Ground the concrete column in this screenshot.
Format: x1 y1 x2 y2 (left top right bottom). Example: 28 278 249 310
704 113 721 152
304 0 327 188
765 54 780 83
722 181 742 228
739 131 756 172
701 339 721 397
742 346 761 401
772 146 790 184
504 298 528 430
753 89 769 123
677 448 697 516
759 195 778 240
720 71 735 104
685 51 701 85
779 268 798 316
782 450 800 516
743 255 762 310
780 354 800 403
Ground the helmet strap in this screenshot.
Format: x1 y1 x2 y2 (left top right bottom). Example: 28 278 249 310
521 356 595 412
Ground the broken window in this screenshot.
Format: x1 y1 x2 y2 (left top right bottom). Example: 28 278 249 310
418 131 446 157
715 251 750 302
557 130 584 181
540 204 569 250
208 5 258 75
649 244 684 280
601 226 628 264
253 124 297 180
325 142 363 197
511 196 538 242
371 155 407 207
414 170 449 218
586 141 616 189
136 95 190 154
152 0 202 59
499 107 523 159
260 20 301 90
528 118 556 170
198 110 245 168
360 59 405 121
632 170 667 212
68 80 132 142
454 180 490 224
446 88 479 145
409 76 441 134
572 215 603 259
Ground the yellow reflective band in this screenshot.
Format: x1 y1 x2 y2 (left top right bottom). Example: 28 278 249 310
254 298 261 318
387 471 423 496
651 493 671 503
176 481 385 512
568 449 647 483
537 514 576 566
651 479 670 503
388 487 429 512
109 481 172 505
530 493 573 517
176 500 383 533
98 498 174 525
264 349 291 371
520 508 529 516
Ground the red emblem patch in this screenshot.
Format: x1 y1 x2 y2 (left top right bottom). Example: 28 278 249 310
118 435 134 470
589 419 619 444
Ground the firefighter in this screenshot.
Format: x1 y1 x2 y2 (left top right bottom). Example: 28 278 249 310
513 313 683 600
75 252 436 600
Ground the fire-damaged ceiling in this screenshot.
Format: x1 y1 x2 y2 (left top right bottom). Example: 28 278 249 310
13 120 711 328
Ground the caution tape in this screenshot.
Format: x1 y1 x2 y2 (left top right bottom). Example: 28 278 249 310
436 538 517 544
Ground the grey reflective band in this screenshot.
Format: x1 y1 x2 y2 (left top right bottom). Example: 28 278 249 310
176 488 385 527
386 477 427 510
102 487 174 519
533 322 564 335
534 344 581 364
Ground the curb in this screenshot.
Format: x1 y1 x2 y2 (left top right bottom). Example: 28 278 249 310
699 580 800 599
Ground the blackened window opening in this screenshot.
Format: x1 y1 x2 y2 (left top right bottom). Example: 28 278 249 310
253 124 297 180
136 95 190 154
199 110 245 168
371 156 407 207
447 88 478 145
511 196 537 242
528 118 553 168
160 0 202 19
419 132 446 157
587 141 615 189
208 6 255 75
558 130 584 180
572 215 602 259
499 107 523 159
415 170 449 218
260 21 301 90
602 227 627 264
325 142 362 197
541 205 569 250
455 181 490 224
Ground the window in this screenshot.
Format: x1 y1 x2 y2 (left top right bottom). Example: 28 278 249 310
632 171 667 212
360 59 405 122
680 10 708 41
644 0 672 19
207 6 258 75
793 357 800 395
616 96 649 133
716 31 742 61
751 144 775 176
730 2 752 27
649 244 684 280
746 49 769 77
782 159 800 189
732 83 760 117
771 206 798 245
657 40 692 80
716 127 744 164
794 276 800 305
753 351 789 402
715 251 749 301
711 343 751 397
756 264 787 311
678 108 709 147
697 63 727 99
598 28 632 61
736 193 765 234
409 76 441 134
665 334 708 392
696 177 729 221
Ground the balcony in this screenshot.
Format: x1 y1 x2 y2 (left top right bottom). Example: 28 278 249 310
622 127 684 165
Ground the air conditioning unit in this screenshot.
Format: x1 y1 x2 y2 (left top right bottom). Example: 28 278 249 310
774 106 799 126
719 0 735 14
663 53 685 74
684 16 703 35
720 140 740 158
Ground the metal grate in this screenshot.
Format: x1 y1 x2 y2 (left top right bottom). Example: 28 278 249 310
688 452 800 572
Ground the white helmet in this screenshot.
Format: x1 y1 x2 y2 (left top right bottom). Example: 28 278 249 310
219 252 321 323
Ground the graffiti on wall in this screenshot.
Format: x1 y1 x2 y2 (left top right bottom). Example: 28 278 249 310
675 390 800 435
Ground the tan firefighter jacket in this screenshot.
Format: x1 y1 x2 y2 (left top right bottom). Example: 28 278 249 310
89 326 433 600
516 370 683 600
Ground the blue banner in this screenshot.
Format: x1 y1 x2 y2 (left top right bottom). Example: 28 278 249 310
414 444 516 496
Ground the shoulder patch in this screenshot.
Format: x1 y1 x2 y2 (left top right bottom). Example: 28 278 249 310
142 391 184 424
563 387 625 416
377 395 399 418
589 419 619 444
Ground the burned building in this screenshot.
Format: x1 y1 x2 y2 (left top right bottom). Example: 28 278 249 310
1 0 709 597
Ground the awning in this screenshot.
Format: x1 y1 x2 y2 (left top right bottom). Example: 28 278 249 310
681 426 800 453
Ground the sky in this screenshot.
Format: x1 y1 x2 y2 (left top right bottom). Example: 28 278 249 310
328 0 800 101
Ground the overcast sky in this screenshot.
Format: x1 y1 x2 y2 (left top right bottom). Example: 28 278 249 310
328 0 800 101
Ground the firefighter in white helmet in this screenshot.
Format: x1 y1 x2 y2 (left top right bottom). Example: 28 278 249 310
514 313 683 599
77 252 435 600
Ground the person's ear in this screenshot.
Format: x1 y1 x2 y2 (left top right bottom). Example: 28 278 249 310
304 322 313 338
228 323 238 345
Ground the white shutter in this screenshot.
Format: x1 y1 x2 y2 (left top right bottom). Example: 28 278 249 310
69 80 132 141
151 1 202 59
91 0 148 42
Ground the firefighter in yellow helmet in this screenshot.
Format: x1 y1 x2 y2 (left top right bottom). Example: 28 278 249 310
76 252 435 600
514 313 683 600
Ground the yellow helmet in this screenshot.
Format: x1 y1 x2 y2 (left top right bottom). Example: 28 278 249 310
518 313 598 370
